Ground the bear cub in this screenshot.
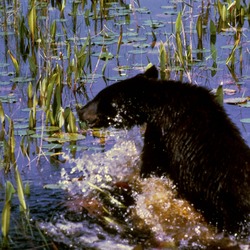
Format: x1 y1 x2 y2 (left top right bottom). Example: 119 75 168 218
78 66 250 235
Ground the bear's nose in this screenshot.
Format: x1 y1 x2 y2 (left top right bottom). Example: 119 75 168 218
77 102 98 127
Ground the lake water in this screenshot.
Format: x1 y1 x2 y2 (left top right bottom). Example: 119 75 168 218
0 0 250 249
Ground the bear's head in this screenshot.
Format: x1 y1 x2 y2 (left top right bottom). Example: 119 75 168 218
77 65 158 128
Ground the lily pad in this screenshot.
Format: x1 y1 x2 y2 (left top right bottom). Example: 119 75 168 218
49 132 86 142
240 118 250 124
42 143 63 149
239 102 250 108
43 183 65 189
10 77 34 83
35 126 60 132
128 49 147 55
68 144 88 151
14 129 35 136
0 81 12 85
136 8 150 14
224 97 248 105
0 63 9 67
143 20 165 29
0 95 17 103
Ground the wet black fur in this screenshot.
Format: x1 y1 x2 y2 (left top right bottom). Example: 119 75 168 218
78 66 250 235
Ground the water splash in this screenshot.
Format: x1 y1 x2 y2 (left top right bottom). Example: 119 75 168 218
40 128 249 249
59 129 141 196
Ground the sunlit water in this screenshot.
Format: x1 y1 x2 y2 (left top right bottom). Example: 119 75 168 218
1 0 250 248
38 128 250 249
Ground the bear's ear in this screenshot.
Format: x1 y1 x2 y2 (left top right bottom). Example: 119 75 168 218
143 65 158 79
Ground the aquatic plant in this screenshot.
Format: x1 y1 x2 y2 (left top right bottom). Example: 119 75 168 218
0 0 250 248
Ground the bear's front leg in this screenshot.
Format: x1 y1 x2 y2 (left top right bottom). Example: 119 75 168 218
140 124 168 178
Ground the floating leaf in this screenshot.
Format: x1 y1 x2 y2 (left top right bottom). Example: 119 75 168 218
15 129 35 136
240 103 250 108
128 49 147 55
49 132 85 143
41 143 62 149
35 126 60 132
240 118 250 123
43 183 65 190
143 20 164 29
224 97 248 105
0 95 17 103
10 77 34 83
223 88 236 95
99 51 114 60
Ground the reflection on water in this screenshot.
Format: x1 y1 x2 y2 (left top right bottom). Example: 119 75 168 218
1 0 250 248
39 129 249 249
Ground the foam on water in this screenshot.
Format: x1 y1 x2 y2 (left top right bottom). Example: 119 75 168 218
59 129 142 196
39 128 249 249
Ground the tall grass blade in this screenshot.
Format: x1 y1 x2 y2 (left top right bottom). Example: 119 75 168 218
176 33 183 65
210 20 216 36
226 32 241 65
57 107 64 129
50 20 57 41
0 101 5 126
15 165 27 212
27 82 33 99
1 181 15 238
196 15 202 40
8 50 20 75
215 84 224 106
2 199 11 238
64 107 77 133
52 82 62 121
45 81 55 111
116 26 123 57
175 12 184 66
28 4 37 44
7 117 15 156
217 1 227 22
29 109 35 129
175 12 182 34
159 41 166 70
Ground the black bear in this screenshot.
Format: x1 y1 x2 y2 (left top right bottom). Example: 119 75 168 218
78 66 250 235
